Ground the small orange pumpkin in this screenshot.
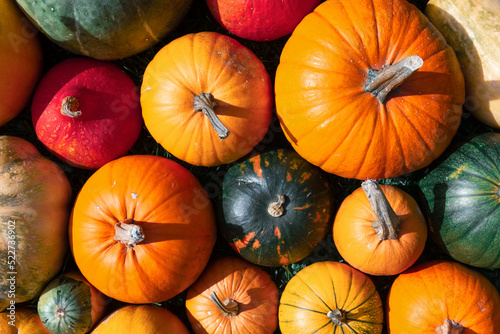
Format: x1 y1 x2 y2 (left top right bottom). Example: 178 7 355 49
140 31 273 166
186 256 279 333
333 180 427 276
0 307 50 334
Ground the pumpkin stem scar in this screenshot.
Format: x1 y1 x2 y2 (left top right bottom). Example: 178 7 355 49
61 96 82 117
114 218 145 249
268 194 286 217
435 319 464 334
364 55 423 103
194 92 230 140
209 291 239 316
361 180 400 240
327 309 346 326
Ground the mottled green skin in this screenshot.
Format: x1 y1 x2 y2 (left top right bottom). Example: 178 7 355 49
221 149 334 267
15 0 193 60
38 275 92 334
418 133 500 268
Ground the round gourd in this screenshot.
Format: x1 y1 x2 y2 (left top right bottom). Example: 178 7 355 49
333 180 427 276
279 261 384 334
206 0 321 42
37 271 108 334
91 304 190 334
14 0 193 60
0 0 43 126
275 0 465 180
221 149 334 266
186 256 279 333
386 260 500 333
426 0 500 128
0 307 35 334
32 57 143 169
69 154 217 304
140 31 273 167
0 136 72 311
417 132 500 268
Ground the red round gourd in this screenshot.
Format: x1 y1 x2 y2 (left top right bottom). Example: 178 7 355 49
31 57 143 169
206 0 321 42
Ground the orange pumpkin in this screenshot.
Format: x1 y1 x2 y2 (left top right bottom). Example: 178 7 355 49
92 304 190 334
140 31 273 167
0 0 43 126
69 155 217 304
386 260 500 333
186 256 279 333
333 180 427 276
275 0 465 180
0 307 50 334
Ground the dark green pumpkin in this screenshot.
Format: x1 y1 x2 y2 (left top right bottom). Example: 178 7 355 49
417 132 500 268
221 149 334 267
15 0 193 60
37 272 107 334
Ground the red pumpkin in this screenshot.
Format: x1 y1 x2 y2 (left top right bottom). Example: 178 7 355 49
31 57 143 169
206 0 321 41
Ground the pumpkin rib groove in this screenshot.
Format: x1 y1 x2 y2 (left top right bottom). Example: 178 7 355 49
392 102 434 154
396 95 448 128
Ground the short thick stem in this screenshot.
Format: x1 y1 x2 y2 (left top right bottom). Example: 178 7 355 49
209 291 239 316
56 307 66 318
268 194 286 217
194 93 230 140
361 180 400 240
435 319 464 334
61 96 82 117
364 55 423 103
114 219 144 249
327 309 346 326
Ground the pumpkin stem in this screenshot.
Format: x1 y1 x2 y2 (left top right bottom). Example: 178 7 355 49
268 194 286 217
209 291 239 316
56 306 66 318
327 309 346 326
61 96 82 117
361 179 400 240
436 319 464 334
194 92 230 140
364 55 423 103
114 219 144 249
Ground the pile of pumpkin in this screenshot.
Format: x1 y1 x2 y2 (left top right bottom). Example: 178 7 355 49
1 0 499 333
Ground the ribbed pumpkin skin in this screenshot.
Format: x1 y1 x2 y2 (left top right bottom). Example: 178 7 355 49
426 0 500 128
37 271 108 334
221 149 333 266
141 31 273 167
386 260 500 333
333 184 427 276
0 306 36 334
186 256 279 333
32 57 143 169
0 136 72 311
92 305 190 334
0 0 42 126
279 261 383 334
17 310 51 334
69 155 217 304
275 0 465 180
15 0 193 60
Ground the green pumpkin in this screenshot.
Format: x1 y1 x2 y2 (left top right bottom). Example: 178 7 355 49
221 149 334 267
417 132 500 268
15 0 193 60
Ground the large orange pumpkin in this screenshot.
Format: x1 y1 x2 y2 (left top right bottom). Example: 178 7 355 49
69 155 217 304
333 180 427 276
140 31 273 167
0 0 43 126
275 0 465 180
386 260 500 333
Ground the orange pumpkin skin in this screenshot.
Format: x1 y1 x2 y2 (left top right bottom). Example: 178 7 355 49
386 260 500 333
275 0 465 180
0 0 42 126
91 304 190 334
141 31 273 167
186 256 279 333
0 306 35 334
333 183 427 276
69 155 217 304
